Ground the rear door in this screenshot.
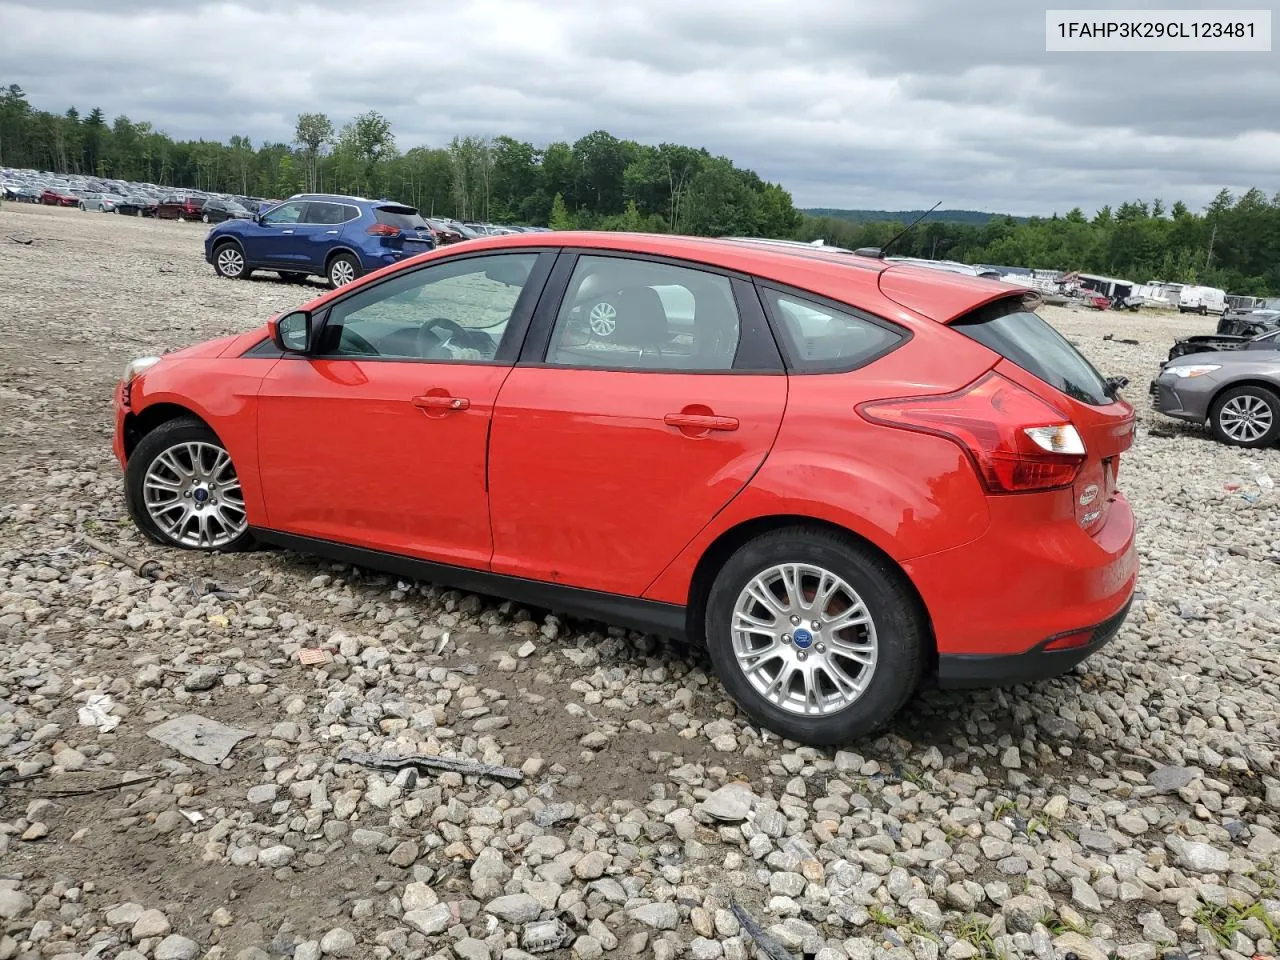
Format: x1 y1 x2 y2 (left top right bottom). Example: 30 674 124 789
487 252 787 596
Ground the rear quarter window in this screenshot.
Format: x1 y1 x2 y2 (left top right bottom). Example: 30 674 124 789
758 286 905 373
952 299 1113 406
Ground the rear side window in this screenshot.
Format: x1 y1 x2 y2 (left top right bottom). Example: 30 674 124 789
760 287 904 372
305 201 348 225
375 206 428 230
953 299 1112 406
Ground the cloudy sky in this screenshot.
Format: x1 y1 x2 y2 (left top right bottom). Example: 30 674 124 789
1 0 1276 214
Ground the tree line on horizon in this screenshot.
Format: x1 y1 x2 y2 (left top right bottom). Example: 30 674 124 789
2 83 1277 294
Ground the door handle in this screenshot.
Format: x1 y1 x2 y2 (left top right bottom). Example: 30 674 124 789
325 230 339 234
281 229 294 234
664 413 738 432
413 394 470 411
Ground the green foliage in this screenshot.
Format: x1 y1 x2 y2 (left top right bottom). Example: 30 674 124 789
1194 900 1279 947
548 193 574 231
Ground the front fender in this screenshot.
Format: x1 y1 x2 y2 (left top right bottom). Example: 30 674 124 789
128 357 276 526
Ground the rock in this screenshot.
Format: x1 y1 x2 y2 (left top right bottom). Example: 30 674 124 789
132 909 172 939
0 890 33 920
573 851 607 880
907 898 944 931
404 904 453 935
486 894 542 923
629 902 679 930
1148 765 1195 794
258 844 295 868
155 935 200 960
573 935 604 960
1002 895 1045 933
402 881 439 912
700 783 756 821
1166 836 1229 873
1070 877 1102 912
454 938 490 960
319 928 356 957
1053 931 1108 960
183 666 221 691
246 784 277 804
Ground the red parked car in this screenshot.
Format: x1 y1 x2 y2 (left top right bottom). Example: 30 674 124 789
40 187 80 206
113 233 1137 744
155 194 207 220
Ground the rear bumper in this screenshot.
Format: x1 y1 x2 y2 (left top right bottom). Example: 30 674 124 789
936 596 1132 687
905 491 1137 680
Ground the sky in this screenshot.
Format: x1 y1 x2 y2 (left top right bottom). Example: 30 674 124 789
1 0 1277 215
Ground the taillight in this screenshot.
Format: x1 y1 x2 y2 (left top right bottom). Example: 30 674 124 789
858 372 1087 494
366 223 400 236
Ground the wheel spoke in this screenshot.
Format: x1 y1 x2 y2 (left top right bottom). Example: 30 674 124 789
730 560 880 718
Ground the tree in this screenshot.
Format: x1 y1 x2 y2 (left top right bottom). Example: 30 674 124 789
334 110 395 196
293 112 334 191
229 135 253 194
548 193 574 231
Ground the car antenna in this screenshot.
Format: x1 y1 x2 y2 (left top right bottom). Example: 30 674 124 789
854 201 942 259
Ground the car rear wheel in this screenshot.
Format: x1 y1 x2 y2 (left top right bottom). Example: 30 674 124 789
125 418 252 552
201 213 211 224
1210 385 1280 448
703 527 925 745
328 253 360 288
213 242 248 280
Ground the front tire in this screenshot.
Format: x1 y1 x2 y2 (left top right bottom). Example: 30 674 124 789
202 213 211 224
703 527 925 745
1209 385 1280 448
327 253 360 288
125 418 252 552
213 241 248 279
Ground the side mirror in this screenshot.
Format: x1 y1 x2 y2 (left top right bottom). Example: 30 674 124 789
269 311 312 354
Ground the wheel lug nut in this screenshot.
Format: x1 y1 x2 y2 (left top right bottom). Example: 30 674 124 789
782 634 792 644
815 643 826 653
811 620 821 631
796 651 807 661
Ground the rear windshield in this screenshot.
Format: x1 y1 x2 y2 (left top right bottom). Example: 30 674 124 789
375 206 428 230
953 299 1113 406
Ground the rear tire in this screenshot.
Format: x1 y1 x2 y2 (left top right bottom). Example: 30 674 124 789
124 417 253 552
703 527 926 746
1209 385 1280 448
202 213 211 224
327 253 361 288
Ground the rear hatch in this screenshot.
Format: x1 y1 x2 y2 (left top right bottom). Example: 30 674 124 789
368 205 435 256
948 297 1134 535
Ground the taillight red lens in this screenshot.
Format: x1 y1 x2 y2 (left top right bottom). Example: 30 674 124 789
858 372 1087 494
366 223 400 236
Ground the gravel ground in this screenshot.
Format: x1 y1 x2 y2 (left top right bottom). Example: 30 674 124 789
2 203 1279 960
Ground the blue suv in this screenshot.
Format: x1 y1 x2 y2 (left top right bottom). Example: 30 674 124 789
204 194 436 287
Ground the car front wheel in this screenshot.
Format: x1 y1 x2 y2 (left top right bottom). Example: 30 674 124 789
125 418 252 552
1210 385 1280 448
213 242 247 279
704 527 925 745
202 213 211 223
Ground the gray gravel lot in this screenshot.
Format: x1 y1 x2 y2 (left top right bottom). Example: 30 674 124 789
1 204 1279 960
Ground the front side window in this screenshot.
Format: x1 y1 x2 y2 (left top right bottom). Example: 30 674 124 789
761 289 904 372
263 202 304 225
547 256 740 371
315 253 539 362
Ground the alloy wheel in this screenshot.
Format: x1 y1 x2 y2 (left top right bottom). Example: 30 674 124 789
142 441 247 549
330 259 356 286
730 562 879 716
215 246 245 278
1218 394 1274 443
588 301 618 336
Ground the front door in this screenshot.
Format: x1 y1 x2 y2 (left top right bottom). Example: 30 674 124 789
255 249 552 567
488 253 787 596
239 199 306 267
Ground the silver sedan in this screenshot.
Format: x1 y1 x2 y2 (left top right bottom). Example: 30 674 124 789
1150 349 1280 447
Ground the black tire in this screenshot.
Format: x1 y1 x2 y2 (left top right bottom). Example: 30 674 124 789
1199 305 1207 316
201 213 211 224
212 240 248 279
327 252 361 288
1209 385 1280 448
124 417 254 552
703 526 926 745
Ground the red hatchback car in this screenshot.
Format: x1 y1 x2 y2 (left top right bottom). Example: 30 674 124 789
113 233 1137 744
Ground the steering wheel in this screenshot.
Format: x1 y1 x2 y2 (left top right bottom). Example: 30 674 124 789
424 317 468 343
413 317 467 359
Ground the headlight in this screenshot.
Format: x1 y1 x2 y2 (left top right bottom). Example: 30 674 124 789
122 356 161 384
1164 364 1221 379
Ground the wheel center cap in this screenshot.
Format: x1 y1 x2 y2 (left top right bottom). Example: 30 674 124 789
792 628 814 649
192 487 210 503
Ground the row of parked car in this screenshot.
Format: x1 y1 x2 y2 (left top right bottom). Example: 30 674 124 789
2 167 550 242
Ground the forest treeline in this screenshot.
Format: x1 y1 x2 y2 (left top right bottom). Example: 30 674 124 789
3 84 1277 293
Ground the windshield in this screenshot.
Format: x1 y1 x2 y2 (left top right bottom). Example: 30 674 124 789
953 300 1114 406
